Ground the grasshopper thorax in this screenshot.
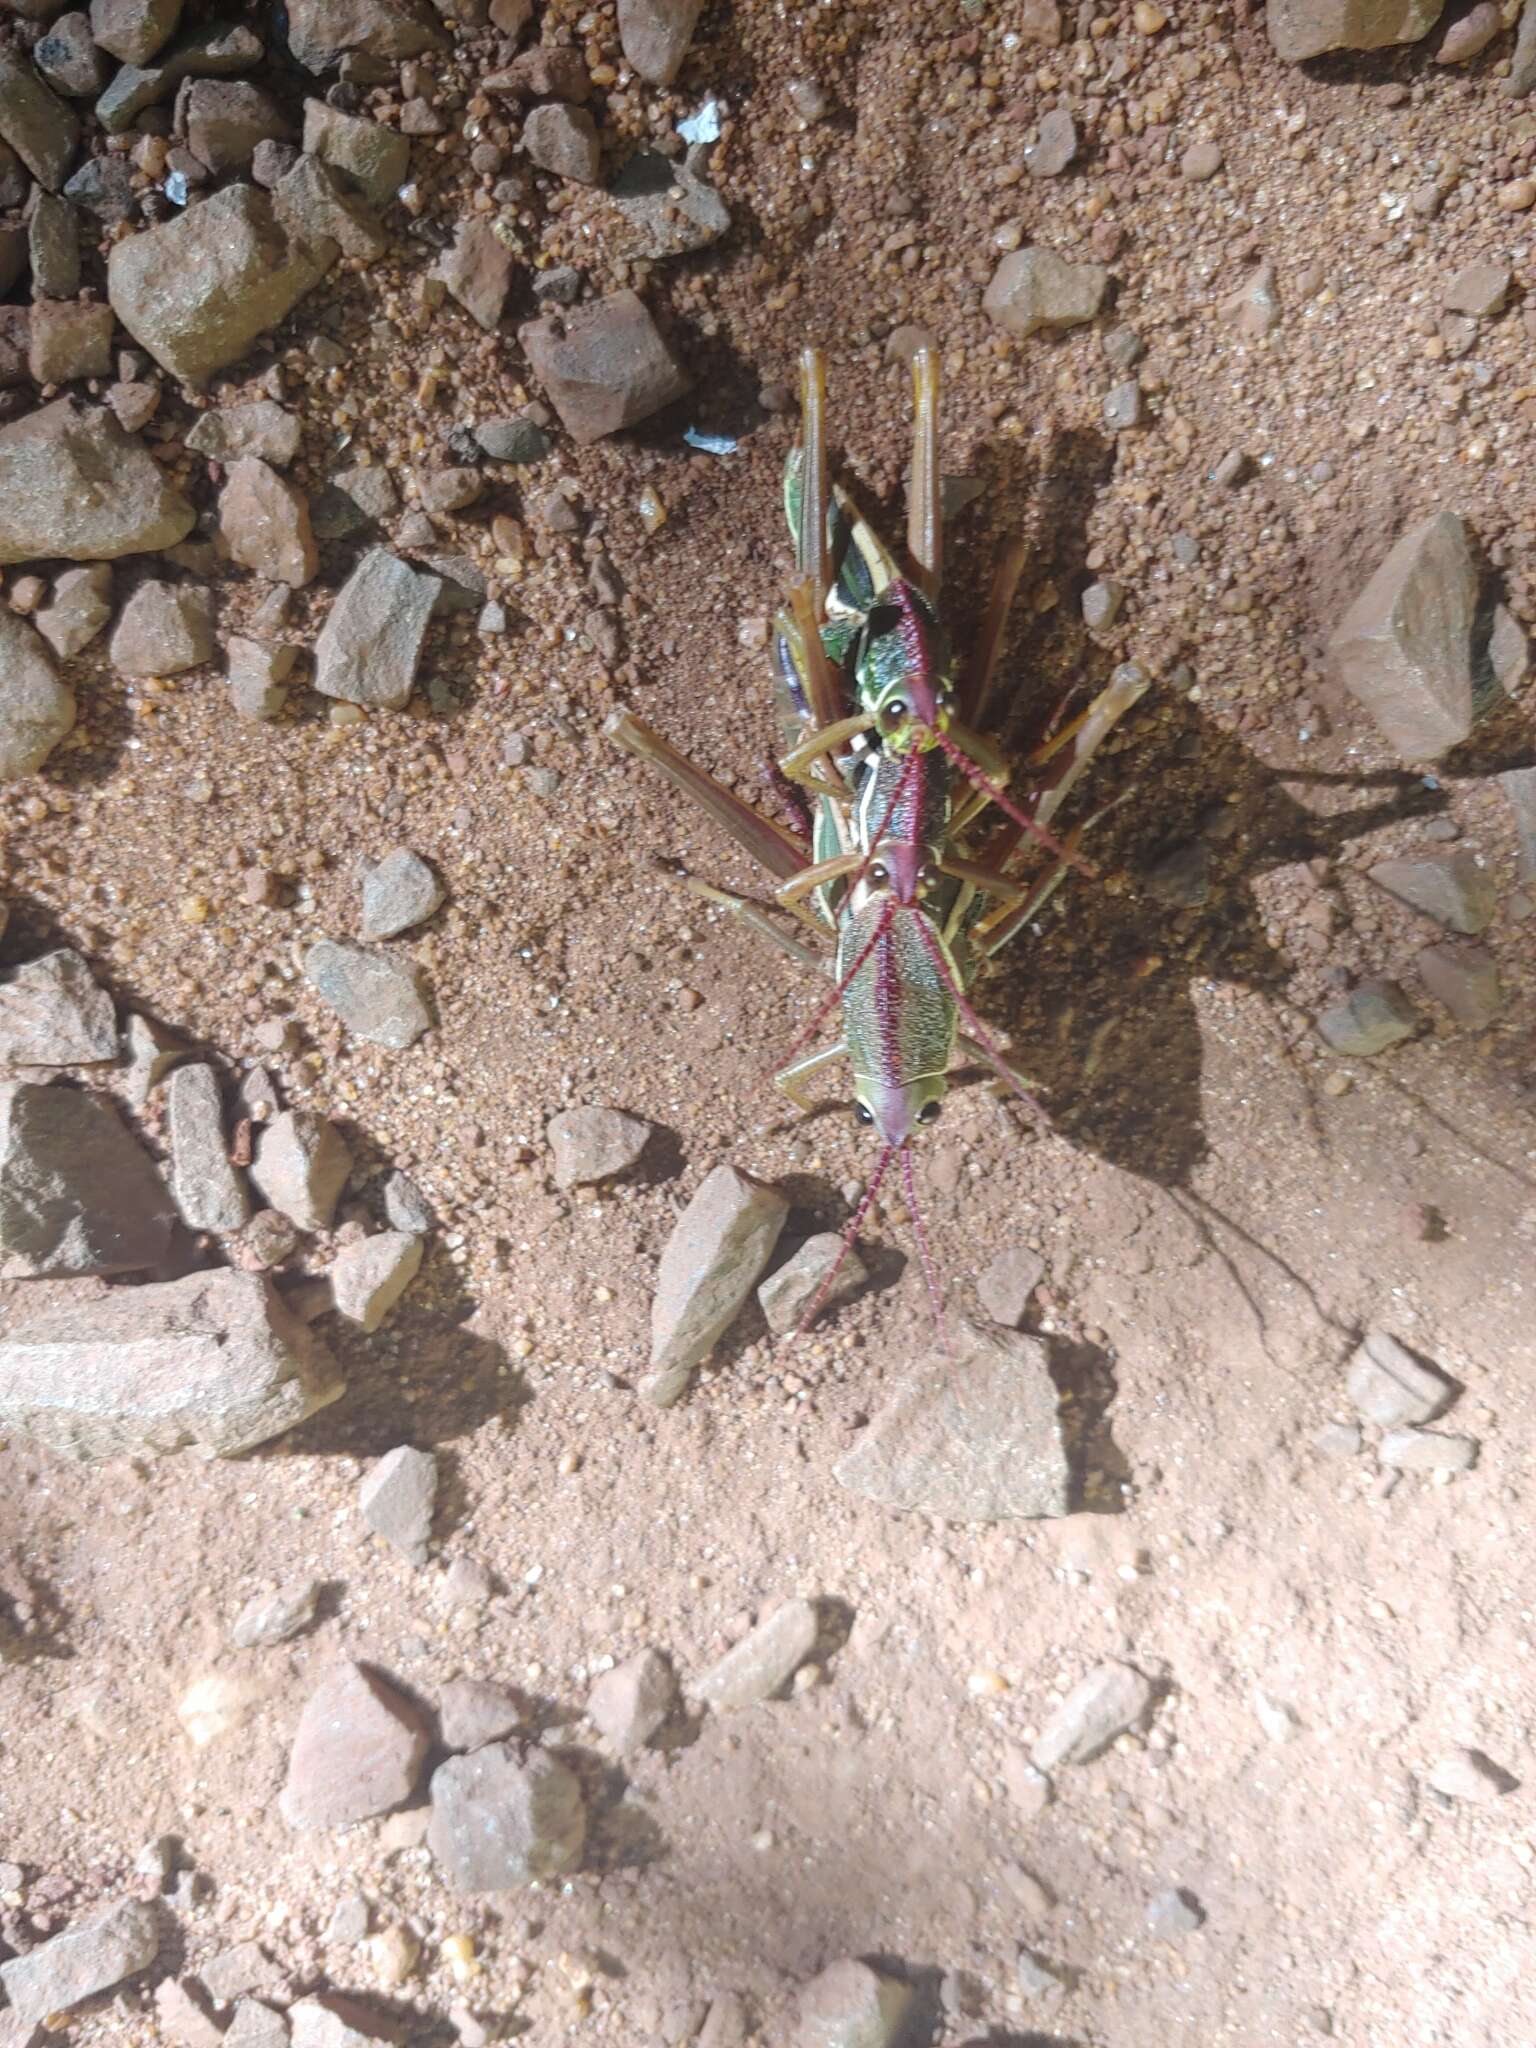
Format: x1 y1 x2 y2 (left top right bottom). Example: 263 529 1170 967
854 579 955 754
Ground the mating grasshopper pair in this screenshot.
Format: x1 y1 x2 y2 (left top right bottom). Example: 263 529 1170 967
605 347 1146 1324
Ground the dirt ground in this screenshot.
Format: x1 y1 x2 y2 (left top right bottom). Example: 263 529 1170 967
2 1 1535 2044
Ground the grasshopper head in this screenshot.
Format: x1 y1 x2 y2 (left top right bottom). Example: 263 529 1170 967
856 581 954 754
853 1073 948 1148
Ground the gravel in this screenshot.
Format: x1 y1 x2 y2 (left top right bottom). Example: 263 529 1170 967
428 1743 586 1890
280 1662 431 1830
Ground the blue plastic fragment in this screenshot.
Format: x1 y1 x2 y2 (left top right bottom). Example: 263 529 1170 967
683 426 738 455
678 98 723 144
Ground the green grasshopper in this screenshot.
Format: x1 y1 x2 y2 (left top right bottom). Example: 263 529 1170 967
605 347 1147 1324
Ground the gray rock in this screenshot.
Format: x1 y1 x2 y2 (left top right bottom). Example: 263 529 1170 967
1313 1420 1362 1459
0 612 74 780
609 144 730 258
547 1104 652 1190
618 0 702 82
1368 851 1494 934
1487 603 1529 694
757 1232 867 1336
1081 579 1125 630
110 579 214 677
1026 106 1077 177
0 1898 160 2027
1102 379 1143 432
428 1743 586 1890
1443 259 1511 319
699 1994 748 2048
303 940 432 1051
1328 510 1475 762
381 1170 431 1232
186 401 302 466
321 1896 369 1946
359 1444 436 1563
117 1010 182 1108
94 21 265 135
645 1164 789 1403
219 457 318 589
1148 1887 1205 1937
519 288 691 446
226 2002 289 2048
982 246 1108 337
63 152 136 220
302 98 410 206
231 1579 320 1648
1315 979 1418 1056
36 14 112 100
34 563 112 659
0 1081 173 1277
29 191 80 298
587 1647 676 1752
330 1228 422 1330
199 1942 279 2006
473 415 550 463
438 1676 521 1751
693 1597 818 1711
108 183 334 386
274 154 387 262
28 297 115 385
1426 1747 1517 1800
1416 942 1501 1027
1508 0 1536 92
1496 765 1536 881
288 2002 392 2048
1346 1328 1454 1427
976 1244 1046 1327
280 1661 431 1831
0 51 80 192
524 101 600 183
313 548 440 710
1030 1659 1153 1770
91 0 184 66
285 0 445 72
1268 0 1443 60
250 1108 353 1229
794 1959 913 2048
331 462 397 526
167 1061 250 1233
1378 1427 1477 1473
184 79 289 174
359 847 443 940
436 216 516 331
0 1267 342 1457
1102 322 1144 370
154 1976 223 2048
834 1318 1070 1522
0 947 115 1066
1144 839 1209 906
227 635 297 721
0 398 195 564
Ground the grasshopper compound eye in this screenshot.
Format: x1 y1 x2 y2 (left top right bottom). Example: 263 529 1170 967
869 861 889 885
918 862 940 892
880 698 909 732
916 1099 943 1126
854 1102 876 1126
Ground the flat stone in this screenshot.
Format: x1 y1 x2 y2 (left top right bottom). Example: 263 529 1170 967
36 14 112 99
109 579 214 676
1426 1747 1518 1801
220 456 318 587
29 191 80 298
976 1244 1046 1327
225 2002 289 2048
0 1898 160 2027
0 398 194 564
91 0 184 66
154 1977 223 2048
983 246 1108 337
0 1267 341 1457
547 1104 652 1190
1346 1328 1454 1427
280 1661 431 1830
436 215 515 330
167 1060 250 1232
834 1318 1070 1522
1267 0 1444 62
587 1647 676 1752
795 1959 914 2048
617 0 703 82
1031 1659 1154 1770
472 415 551 463
304 939 432 1050
288 2000 394 2047
1378 1426 1477 1473
109 182 334 385
693 1597 818 1711
1328 509 1475 762
250 1107 353 1228
1443 259 1511 319
0 612 74 780
359 1443 436 1562
428 1743 586 1890
34 562 112 658
438 1676 521 1751
645 1164 789 1402
313 548 440 709
27 298 113 384
0 947 115 1068
1315 978 1418 1056
1496 765 1536 881
757 1232 867 1335
1147 1887 1205 1937
1026 106 1077 176
285 0 446 72
524 101 600 182
187 400 302 465
0 1081 173 1277
302 97 410 206
274 153 387 262
609 144 730 259
382 1170 431 1232
231 1578 320 1648
184 79 289 173
1368 850 1494 934
359 846 443 939
519 288 691 445
1416 942 1501 1027
0 50 80 191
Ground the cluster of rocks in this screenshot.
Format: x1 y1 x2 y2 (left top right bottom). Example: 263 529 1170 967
1314 1326 1481 1482
1267 0 1534 87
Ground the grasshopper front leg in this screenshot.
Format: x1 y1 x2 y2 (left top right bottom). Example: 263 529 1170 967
773 1038 849 1111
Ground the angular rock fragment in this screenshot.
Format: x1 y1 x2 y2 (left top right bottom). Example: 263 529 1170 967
231 1579 320 1649
36 15 112 101
645 1164 789 1404
303 98 410 206
359 1444 436 1563
1496 765 1536 881
1346 1328 1454 1428
94 20 265 135
1267 0 1444 61
1148 1888 1205 1937
250 1107 352 1229
1315 979 1418 1056
220 457 318 588
1378 1427 1477 1473
0 611 75 780
183 79 289 173
0 1267 343 1456
285 0 446 73
109 579 215 676
0 398 194 563
693 1598 818 1711
438 1676 522 1751
29 191 81 298
835 1318 1070 1521
330 1229 423 1330
519 288 691 445
428 1742 585 1890
1508 0 1536 93
1444 259 1511 319
118 1009 182 1108
274 154 387 261
154 1977 224 2048
617 0 703 83
795 1959 913 2048
1328 510 1475 762
359 847 443 940
91 0 185 67
609 145 729 259
0 1898 160 2028
0 948 116 1066
436 216 516 330
982 246 1108 337
1030 1659 1154 1769
304 939 432 1050
757 1233 867 1336
227 635 297 721
34 562 112 659
167 1060 250 1233
546 1104 651 1190
28 298 115 384
1368 850 1494 934
0 1081 173 1277
313 548 439 709
976 1244 1046 1328
1416 942 1501 1027
280 1661 431 1830
108 183 334 385
382 1170 431 1232
587 1647 676 1752
1221 259 1280 337
0 50 81 191
524 101 600 182
1027 105 1077 177
187 400 302 466
1426 1747 1518 1801
225 2002 289 2048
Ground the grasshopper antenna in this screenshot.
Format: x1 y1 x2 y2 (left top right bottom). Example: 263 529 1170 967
933 729 1095 878
901 1144 948 1350
792 1140 895 1341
